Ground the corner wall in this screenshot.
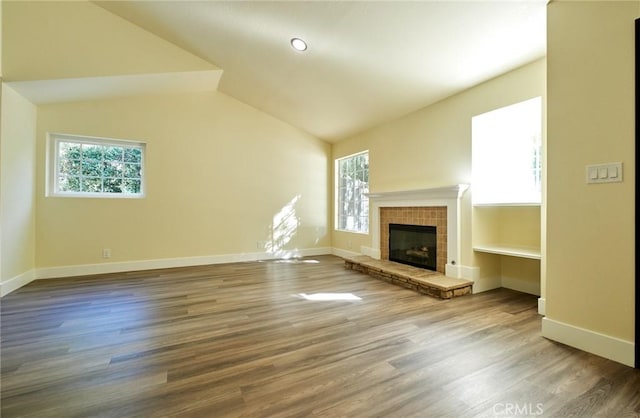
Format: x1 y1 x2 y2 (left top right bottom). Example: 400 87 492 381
544 0 638 367
0 84 37 295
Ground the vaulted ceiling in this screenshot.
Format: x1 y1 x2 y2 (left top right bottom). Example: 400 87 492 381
95 1 546 142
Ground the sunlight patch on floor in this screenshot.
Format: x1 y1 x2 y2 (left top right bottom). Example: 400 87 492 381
297 293 362 301
275 259 319 264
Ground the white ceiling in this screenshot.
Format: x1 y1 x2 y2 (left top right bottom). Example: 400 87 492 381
94 1 547 142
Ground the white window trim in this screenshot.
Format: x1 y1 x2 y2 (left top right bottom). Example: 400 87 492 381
46 132 146 199
335 150 370 234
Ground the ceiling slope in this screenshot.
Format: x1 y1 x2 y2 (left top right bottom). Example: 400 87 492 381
96 1 547 142
2 1 221 103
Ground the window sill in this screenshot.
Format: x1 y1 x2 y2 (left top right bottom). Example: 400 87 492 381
48 192 145 199
334 228 369 235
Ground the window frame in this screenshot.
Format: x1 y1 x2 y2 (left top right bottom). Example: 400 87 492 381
335 150 370 234
46 133 146 199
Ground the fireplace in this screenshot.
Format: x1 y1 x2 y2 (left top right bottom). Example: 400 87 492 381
389 224 437 271
364 185 469 278
380 206 447 273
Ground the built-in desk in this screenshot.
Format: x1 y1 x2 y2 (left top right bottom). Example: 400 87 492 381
473 244 541 260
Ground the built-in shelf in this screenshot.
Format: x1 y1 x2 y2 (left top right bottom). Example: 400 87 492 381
473 244 541 260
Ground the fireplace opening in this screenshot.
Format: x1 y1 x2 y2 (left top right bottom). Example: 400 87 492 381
389 223 437 271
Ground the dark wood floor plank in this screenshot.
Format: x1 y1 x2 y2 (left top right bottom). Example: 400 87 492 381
1 255 638 417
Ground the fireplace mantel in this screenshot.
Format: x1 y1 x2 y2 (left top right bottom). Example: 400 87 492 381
363 184 469 278
366 184 469 202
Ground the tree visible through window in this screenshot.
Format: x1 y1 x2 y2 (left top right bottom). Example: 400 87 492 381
336 151 369 233
48 134 145 197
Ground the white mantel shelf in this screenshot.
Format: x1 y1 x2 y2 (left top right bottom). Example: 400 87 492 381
366 184 469 201
363 184 470 279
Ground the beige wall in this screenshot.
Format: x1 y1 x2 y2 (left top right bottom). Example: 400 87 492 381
1 84 37 288
1 0 4 289
35 91 330 268
2 1 213 81
1 0 3 77
546 1 637 346
1 0 330 273
332 59 546 273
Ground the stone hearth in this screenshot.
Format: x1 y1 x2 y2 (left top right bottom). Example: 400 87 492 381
344 255 473 299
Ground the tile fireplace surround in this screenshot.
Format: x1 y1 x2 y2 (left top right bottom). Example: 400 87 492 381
381 206 447 274
362 184 469 279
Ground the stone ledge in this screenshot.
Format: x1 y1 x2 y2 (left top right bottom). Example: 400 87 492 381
344 255 473 299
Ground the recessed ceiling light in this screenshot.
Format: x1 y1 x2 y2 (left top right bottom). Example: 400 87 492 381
290 37 307 52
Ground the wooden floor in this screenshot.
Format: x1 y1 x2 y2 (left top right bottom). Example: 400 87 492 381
1 255 638 418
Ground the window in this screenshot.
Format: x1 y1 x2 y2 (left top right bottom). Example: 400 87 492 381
47 133 145 198
336 151 369 233
472 96 542 205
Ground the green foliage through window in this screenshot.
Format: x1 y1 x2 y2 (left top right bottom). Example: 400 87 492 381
336 151 369 233
52 134 145 197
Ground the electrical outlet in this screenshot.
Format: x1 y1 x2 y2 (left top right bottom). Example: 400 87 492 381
102 248 111 259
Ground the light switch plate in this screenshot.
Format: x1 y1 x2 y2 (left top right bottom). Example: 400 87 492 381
586 162 623 184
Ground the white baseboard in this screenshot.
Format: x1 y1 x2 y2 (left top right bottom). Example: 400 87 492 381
1 269 37 296
472 275 502 294
445 263 476 280
360 246 380 259
459 265 479 281
541 317 634 368
467 266 541 296
331 247 361 259
502 276 541 296
538 297 546 316
31 247 332 282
